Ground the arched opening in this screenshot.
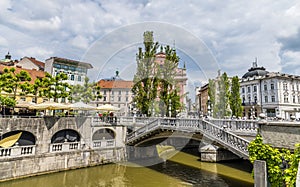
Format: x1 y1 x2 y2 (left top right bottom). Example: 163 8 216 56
51 129 80 143
1 130 36 146
92 128 115 141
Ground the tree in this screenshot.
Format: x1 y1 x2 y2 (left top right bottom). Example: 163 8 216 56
0 67 31 114
208 79 216 116
230 76 243 117
30 77 47 103
208 72 230 118
157 45 181 117
217 72 230 118
42 72 71 102
70 77 102 104
0 67 32 100
132 31 160 116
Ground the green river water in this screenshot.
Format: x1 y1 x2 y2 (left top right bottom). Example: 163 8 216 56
0 152 254 187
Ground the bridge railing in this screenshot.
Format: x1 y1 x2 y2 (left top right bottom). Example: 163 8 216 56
207 119 258 132
127 118 250 158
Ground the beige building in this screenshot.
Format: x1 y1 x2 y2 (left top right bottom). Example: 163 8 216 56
96 72 134 116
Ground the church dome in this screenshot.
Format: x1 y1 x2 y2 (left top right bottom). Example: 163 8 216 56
242 61 268 78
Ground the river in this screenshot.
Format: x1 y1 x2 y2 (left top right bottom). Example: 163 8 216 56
0 151 254 187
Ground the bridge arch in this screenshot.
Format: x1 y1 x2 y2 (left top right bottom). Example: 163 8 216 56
92 128 116 141
51 129 81 143
1 130 36 146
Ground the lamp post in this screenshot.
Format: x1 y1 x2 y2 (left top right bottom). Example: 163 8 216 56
168 99 172 117
207 97 211 117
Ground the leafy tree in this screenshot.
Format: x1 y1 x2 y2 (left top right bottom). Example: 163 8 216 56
70 77 101 104
230 76 243 117
42 72 71 102
132 31 160 116
208 72 230 118
158 45 181 117
208 79 216 116
248 134 300 186
30 78 46 103
0 67 32 100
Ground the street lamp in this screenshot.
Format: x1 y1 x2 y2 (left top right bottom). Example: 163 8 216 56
168 99 172 117
207 97 211 117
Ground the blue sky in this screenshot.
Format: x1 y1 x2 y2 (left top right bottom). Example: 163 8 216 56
1 0 300 100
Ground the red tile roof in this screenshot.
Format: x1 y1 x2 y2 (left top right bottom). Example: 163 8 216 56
97 79 133 89
27 57 45 70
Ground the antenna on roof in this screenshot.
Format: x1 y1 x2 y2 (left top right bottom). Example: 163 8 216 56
253 57 257 68
173 40 176 51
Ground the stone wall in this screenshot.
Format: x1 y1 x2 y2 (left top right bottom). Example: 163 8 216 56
258 120 300 150
0 117 127 181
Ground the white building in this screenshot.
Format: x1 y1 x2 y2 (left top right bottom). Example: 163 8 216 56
45 57 93 86
240 61 300 119
16 57 45 71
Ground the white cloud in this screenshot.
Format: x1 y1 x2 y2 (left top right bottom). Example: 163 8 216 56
0 0 300 99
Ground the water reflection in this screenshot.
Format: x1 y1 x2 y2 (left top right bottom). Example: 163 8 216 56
0 152 253 187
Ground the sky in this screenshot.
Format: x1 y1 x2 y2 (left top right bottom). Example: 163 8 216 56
1 0 300 101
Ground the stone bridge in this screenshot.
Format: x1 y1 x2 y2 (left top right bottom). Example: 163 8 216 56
125 117 258 161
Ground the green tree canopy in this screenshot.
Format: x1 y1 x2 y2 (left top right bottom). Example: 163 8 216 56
230 76 243 117
70 77 101 104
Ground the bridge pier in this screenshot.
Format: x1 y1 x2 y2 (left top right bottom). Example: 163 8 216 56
200 144 240 162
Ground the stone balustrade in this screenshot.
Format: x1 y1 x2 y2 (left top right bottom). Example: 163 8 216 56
92 139 115 148
127 118 250 158
208 119 258 132
0 145 36 158
50 142 79 152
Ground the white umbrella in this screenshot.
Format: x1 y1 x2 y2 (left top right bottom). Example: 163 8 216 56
29 101 70 110
15 100 36 108
68 101 97 110
97 104 120 111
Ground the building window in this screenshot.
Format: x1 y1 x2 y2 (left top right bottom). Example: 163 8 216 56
111 97 114 102
242 88 245 93
61 98 65 103
253 86 257 92
242 96 245 103
71 74 74 81
254 96 257 103
111 91 114 95
292 84 295 90
103 96 106 101
293 95 296 103
298 96 300 104
284 95 289 103
118 97 121 102
103 90 106 95
265 96 268 103
32 98 36 103
271 83 274 90
126 97 128 102
247 87 250 93
119 91 121 95
283 83 288 90
20 97 26 101
78 76 81 82
118 104 121 108
126 91 129 95
271 96 275 102
264 84 267 91
248 96 251 103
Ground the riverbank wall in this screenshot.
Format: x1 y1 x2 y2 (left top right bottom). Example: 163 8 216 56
0 117 127 181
